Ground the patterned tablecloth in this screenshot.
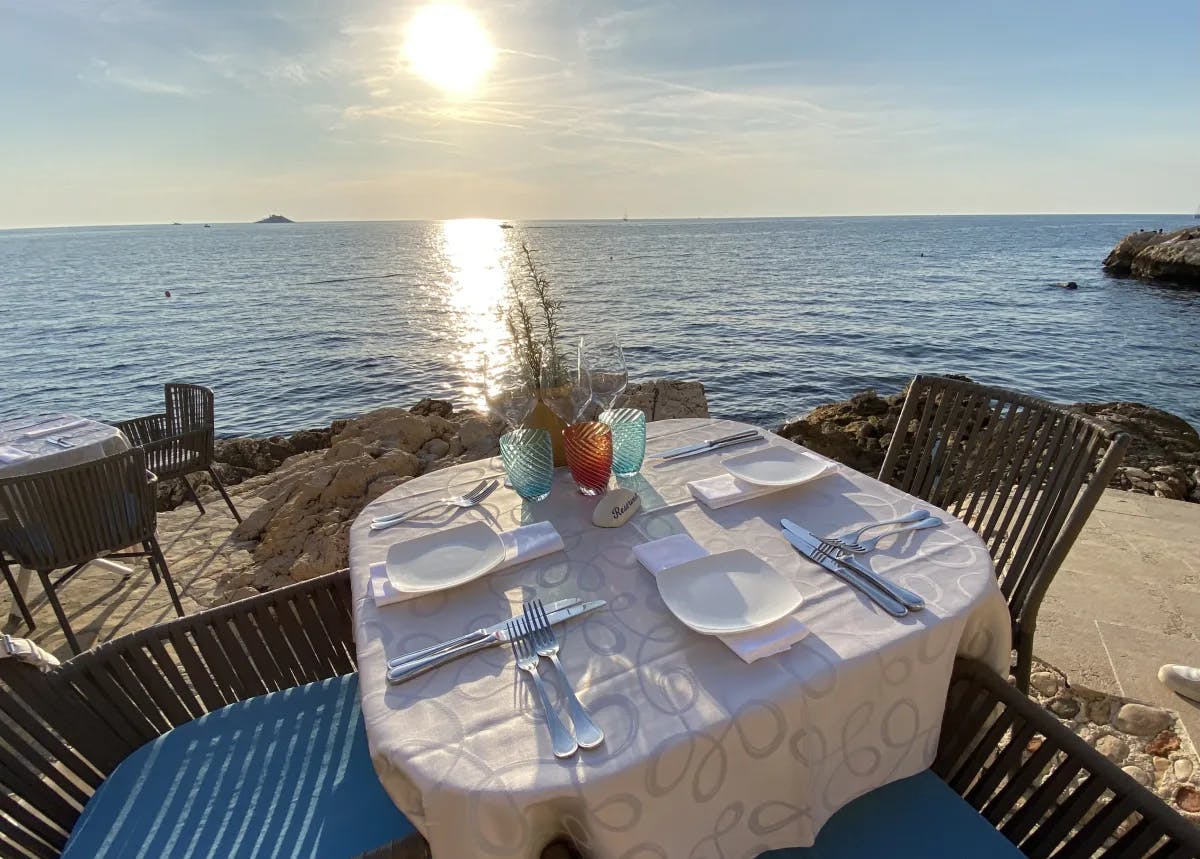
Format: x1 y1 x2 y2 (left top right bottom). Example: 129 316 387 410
0 413 130 478
350 418 1011 859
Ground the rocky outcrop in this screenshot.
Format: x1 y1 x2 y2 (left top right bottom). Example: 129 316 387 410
209 380 708 595
778 383 1200 503
1071 402 1200 502
1104 227 1200 286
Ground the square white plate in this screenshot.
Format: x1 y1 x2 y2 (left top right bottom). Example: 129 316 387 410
385 521 505 594
722 446 832 487
656 549 803 634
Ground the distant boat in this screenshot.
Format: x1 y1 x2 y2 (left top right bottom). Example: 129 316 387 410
203 224 211 228
622 209 628 222
171 221 181 226
499 222 514 229
1194 205 1199 219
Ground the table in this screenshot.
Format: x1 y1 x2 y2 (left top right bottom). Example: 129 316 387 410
0 414 133 613
349 418 1011 859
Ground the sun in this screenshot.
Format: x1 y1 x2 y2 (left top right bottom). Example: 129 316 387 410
403 5 495 95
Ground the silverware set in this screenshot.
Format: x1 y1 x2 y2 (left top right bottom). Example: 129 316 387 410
649 429 762 461
370 479 498 531
780 514 943 617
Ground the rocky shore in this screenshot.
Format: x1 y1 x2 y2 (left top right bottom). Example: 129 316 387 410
778 384 1200 504
1104 226 1200 286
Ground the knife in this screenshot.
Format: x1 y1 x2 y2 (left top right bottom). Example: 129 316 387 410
387 597 581 668
779 527 909 617
386 599 607 684
651 429 762 461
781 519 925 611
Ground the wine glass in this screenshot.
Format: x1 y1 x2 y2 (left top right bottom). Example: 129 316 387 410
580 335 627 412
541 351 592 425
483 351 538 430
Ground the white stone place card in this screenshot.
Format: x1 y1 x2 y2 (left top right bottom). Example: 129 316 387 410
593 487 640 527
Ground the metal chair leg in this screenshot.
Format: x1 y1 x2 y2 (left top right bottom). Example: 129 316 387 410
140 542 162 583
0 555 35 632
182 475 205 516
206 467 241 523
1013 628 1034 695
148 538 185 617
37 569 80 655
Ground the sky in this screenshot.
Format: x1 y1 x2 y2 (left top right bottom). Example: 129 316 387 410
1 0 1197 228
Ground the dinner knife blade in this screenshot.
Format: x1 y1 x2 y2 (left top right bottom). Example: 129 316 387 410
650 429 761 460
386 597 581 668
386 599 607 684
780 519 925 611
779 528 908 617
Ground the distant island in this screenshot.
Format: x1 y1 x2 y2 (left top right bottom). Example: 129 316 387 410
256 214 295 224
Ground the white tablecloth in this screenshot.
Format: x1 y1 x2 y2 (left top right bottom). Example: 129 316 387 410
350 418 1011 859
0 413 130 478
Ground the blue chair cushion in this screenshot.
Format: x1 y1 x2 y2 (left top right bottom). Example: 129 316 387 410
761 769 1023 858
62 674 416 859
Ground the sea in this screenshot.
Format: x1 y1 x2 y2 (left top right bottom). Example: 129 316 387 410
1 215 1197 437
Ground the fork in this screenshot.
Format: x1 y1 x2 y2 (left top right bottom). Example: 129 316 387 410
370 479 498 530
824 510 931 552
509 618 578 759
525 600 604 749
828 516 943 554
812 539 926 611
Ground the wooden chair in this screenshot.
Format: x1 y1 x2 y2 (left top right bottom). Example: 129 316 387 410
0 447 183 655
117 382 241 523
878 374 1129 692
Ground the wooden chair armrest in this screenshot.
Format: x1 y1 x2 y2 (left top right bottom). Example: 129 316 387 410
936 658 1200 855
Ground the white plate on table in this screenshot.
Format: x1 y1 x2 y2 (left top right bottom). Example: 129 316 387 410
385 521 505 594
656 549 803 635
722 446 832 487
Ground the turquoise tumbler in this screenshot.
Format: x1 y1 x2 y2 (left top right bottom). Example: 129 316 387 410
599 408 647 477
500 428 554 502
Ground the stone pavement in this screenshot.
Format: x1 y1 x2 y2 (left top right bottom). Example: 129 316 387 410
1036 488 1200 741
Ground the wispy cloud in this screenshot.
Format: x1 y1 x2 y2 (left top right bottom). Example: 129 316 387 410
81 59 201 96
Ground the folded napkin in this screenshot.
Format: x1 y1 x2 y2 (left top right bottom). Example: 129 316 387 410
688 460 835 510
634 534 809 663
370 521 565 607
21 418 89 439
0 446 31 463
2 634 60 672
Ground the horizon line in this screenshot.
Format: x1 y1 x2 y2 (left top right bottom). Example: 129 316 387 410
1 211 1192 232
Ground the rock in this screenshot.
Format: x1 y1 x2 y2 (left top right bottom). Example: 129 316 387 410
1123 466 1153 481
650 380 710 420
410 398 455 418
1029 671 1063 697
1177 785 1200 813
1122 765 1152 788
1113 703 1173 737
1129 227 1200 285
1156 757 1171 774
1103 229 1172 276
326 438 368 463
1047 696 1079 719
1070 402 1200 503
1146 730 1182 757
421 438 450 458
1095 735 1128 763
458 418 498 453
1176 758 1194 781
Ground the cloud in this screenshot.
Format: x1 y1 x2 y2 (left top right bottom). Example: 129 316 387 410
81 59 201 96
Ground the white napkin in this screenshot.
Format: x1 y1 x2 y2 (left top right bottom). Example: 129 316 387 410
634 534 810 663
370 521 565 607
2 635 60 672
688 460 835 509
0 446 31 463
21 418 89 439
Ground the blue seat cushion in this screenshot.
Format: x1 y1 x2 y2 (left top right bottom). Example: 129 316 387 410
62 674 416 859
762 769 1023 858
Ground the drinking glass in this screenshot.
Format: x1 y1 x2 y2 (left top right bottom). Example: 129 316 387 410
599 408 647 476
580 335 628 412
562 421 613 496
499 428 554 502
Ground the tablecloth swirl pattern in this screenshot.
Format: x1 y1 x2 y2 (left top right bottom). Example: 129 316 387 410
350 418 1012 859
